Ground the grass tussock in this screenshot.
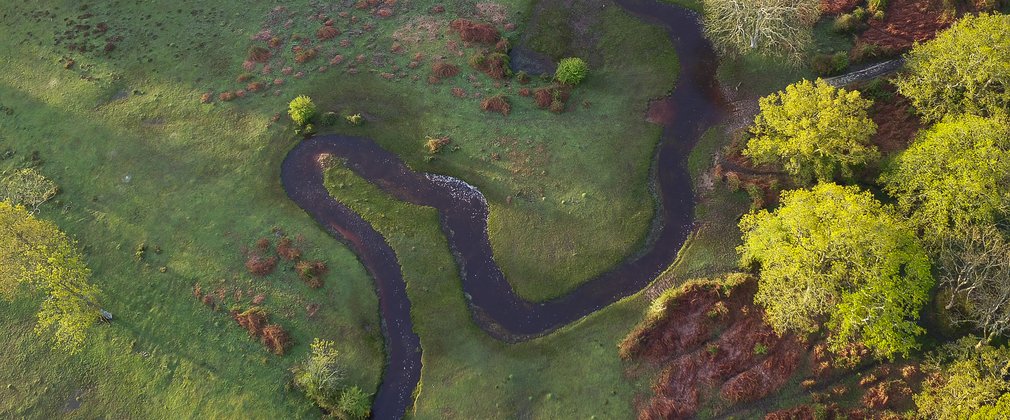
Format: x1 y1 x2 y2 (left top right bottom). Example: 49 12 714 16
449 19 500 44
480 95 511 116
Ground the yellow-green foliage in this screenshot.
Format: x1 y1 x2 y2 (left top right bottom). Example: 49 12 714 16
292 338 346 412
745 79 878 183
554 57 589 86
881 114 1010 234
287 95 317 126
894 13 1010 122
0 201 101 353
738 183 932 358
915 336 1010 419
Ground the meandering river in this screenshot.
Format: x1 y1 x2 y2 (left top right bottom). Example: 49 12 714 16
280 0 724 417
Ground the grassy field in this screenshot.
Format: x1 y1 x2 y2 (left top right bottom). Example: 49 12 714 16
0 0 684 417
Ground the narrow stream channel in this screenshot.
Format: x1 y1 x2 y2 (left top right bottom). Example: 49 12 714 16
280 0 724 417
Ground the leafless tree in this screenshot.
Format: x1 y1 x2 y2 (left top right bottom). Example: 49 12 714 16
936 223 1010 343
703 0 821 60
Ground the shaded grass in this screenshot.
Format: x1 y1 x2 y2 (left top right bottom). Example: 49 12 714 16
718 52 813 98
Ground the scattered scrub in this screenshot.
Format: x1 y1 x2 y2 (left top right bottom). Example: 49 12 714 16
480 95 511 116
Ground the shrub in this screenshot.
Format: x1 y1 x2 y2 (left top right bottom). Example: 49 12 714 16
850 42 884 63
276 237 301 260
810 52 849 76
555 57 588 86
833 13 863 33
338 386 372 419
233 307 268 337
293 338 347 412
481 95 511 116
515 70 530 84
288 95 317 126
320 112 339 127
424 135 451 154
867 0 887 13
345 113 363 126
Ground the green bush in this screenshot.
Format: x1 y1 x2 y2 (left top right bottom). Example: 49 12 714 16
833 13 863 33
850 42 884 63
292 338 346 412
320 112 339 127
810 52 849 76
554 57 588 86
337 386 371 419
287 95 317 127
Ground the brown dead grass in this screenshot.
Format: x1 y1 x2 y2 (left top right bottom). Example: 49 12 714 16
245 255 278 276
248 46 271 63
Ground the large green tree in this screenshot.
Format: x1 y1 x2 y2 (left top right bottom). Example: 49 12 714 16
703 0 820 60
745 79 879 183
739 183 932 358
881 114 1010 234
0 200 104 353
894 13 1010 122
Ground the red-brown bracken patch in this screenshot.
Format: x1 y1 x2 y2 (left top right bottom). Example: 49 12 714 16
376 7 394 18
866 83 921 154
451 87 466 98
480 95 511 116
857 0 953 53
316 25 340 40
821 0 862 14
219 92 236 102
276 237 302 261
200 92 212 104
248 46 271 63
233 307 268 337
261 324 292 355
245 255 278 276
622 275 808 419
449 19 500 44
431 61 460 78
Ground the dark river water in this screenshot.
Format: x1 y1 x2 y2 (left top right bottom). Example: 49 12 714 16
280 0 724 417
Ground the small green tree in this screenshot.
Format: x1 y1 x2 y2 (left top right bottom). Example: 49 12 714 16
914 336 1010 419
292 338 345 411
554 57 588 86
288 95 317 127
337 386 371 419
0 201 105 353
745 79 878 183
739 183 932 358
894 13 1010 122
881 114 1010 234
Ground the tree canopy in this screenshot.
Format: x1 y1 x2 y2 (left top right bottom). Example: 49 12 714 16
703 0 820 60
881 114 1010 234
745 79 878 183
0 200 102 353
0 167 59 212
739 183 932 358
894 13 1010 122
914 336 1010 419
935 224 1010 343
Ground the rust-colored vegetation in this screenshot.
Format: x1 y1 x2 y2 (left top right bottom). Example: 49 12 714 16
480 95 511 116
431 61 460 78
449 18 500 44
